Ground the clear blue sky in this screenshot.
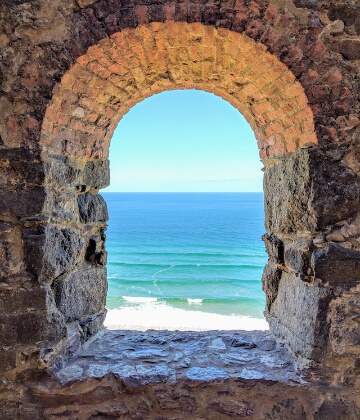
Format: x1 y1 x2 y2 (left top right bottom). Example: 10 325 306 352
104 90 263 192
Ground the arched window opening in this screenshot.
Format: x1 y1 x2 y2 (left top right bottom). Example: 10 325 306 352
102 90 268 331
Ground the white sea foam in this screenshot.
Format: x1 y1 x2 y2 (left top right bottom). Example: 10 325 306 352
122 296 158 303
104 301 269 331
187 298 203 304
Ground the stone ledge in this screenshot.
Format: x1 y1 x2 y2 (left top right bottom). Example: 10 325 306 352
53 329 305 386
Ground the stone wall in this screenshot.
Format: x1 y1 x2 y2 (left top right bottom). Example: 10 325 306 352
0 0 359 418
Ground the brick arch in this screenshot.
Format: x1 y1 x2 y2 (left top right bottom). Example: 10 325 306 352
41 22 317 161
36 18 360 373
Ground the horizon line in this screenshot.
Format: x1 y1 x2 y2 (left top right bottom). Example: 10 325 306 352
101 191 264 193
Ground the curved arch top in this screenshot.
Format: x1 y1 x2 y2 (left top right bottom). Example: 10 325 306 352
41 22 317 161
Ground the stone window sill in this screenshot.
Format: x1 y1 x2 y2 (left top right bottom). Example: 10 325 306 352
53 329 305 386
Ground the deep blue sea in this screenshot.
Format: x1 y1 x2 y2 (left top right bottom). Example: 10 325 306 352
102 193 267 329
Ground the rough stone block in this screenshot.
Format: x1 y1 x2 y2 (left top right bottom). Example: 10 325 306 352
24 226 85 281
328 290 360 356
262 233 284 264
267 273 332 364
0 148 45 186
0 310 65 347
0 348 16 371
82 159 110 189
264 148 359 234
79 310 107 343
261 263 282 311
311 243 360 288
53 267 107 322
45 155 80 186
0 187 46 218
85 237 107 266
51 190 77 221
77 192 108 223
0 287 48 313
284 239 312 279
314 399 359 420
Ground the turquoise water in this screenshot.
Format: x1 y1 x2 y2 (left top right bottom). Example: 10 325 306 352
103 193 267 321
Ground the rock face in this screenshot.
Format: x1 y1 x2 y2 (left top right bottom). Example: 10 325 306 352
53 267 107 322
0 0 360 418
264 148 359 234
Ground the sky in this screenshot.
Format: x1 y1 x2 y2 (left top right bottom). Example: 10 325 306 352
104 89 264 192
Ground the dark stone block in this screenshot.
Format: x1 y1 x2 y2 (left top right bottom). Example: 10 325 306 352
284 240 312 279
327 39 360 60
208 400 252 417
0 311 65 346
0 287 48 313
0 187 46 218
267 273 332 364
0 148 42 175
24 226 85 281
79 310 107 343
264 148 359 234
0 158 45 186
315 399 359 420
312 243 360 288
293 0 324 10
77 192 108 223
85 237 107 266
266 398 307 420
45 156 80 186
44 227 85 279
0 348 16 371
82 159 110 189
261 263 282 311
53 267 107 322
262 233 284 264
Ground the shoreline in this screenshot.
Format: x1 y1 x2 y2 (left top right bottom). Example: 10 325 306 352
104 304 269 331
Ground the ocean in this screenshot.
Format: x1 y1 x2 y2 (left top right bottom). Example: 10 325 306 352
102 193 268 331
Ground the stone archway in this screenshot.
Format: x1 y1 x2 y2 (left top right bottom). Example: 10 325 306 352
1 1 360 418
31 19 357 371
38 20 321 362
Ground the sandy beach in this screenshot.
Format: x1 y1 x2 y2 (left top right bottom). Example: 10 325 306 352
104 302 269 332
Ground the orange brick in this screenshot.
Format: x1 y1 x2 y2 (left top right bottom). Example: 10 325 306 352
263 79 286 98
226 31 241 57
259 148 267 160
299 133 318 147
297 93 309 108
87 61 111 79
41 118 53 133
165 20 177 46
252 101 272 116
204 25 216 48
138 25 156 50
131 44 148 66
109 63 128 76
76 54 91 67
88 44 113 69
85 112 99 123
283 125 301 142
268 143 285 157
283 82 304 99
189 22 203 38
61 73 76 89
265 121 282 136
265 109 279 121
263 62 286 83
286 141 297 153
240 84 259 98
301 119 315 134
190 43 202 61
